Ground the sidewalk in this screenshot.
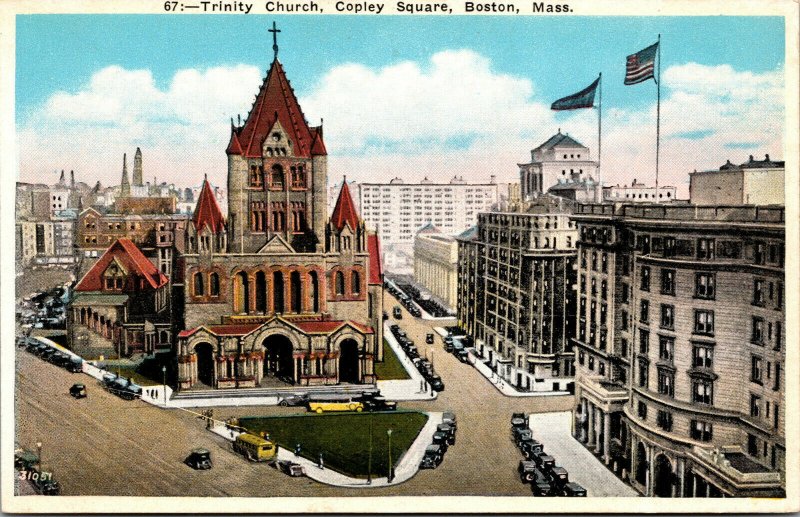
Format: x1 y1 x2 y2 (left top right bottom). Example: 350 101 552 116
431 329 571 398
212 412 443 488
379 322 437 401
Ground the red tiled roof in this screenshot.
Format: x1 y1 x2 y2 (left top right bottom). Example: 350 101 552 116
228 59 327 159
176 320 373 339
75 238 168 292
207 323 262 336
192 179 225 233
330 181 360 231
367 234 383 284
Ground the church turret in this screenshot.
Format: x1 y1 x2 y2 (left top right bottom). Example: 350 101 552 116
328 178 365 253
133 147 143 186
189 176 227 254
120 153 130 197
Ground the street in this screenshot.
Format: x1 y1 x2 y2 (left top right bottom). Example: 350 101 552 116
15 290 573 497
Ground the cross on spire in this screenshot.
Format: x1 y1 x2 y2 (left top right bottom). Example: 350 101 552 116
269 21 281 60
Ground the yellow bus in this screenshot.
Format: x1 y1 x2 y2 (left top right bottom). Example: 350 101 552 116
308 400 364 413
233 433 278 462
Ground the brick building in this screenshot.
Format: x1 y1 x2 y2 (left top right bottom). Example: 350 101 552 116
457 208 578 392
571 203 785 497
68 238 172 358
175 55 384 390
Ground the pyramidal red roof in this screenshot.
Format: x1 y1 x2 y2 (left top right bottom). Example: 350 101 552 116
227 59 326 159
76 239 168 292
330 181 360 231
193 179 225 233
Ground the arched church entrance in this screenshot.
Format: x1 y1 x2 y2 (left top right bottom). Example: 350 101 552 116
654 454 673 497
195 342 215 387
263 334 294 383
339 339 360 384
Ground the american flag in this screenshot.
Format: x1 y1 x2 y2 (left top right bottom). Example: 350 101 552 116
625 42 659 85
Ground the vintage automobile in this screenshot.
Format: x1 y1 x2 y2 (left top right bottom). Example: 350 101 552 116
455 349 470 363
277 460 305 477
442 411 457 430
427 374 445 392
67 356 84 373
547 466 570 491
562 481 588 496
278 393 310 407
69 383 87 399
359 395 397 412
519 439 544 459
308 400 364 413
419 444 444 469
436 423 456 445
425 333 435 344
431 431 450 452
185 448 213 470
529 468 553 496
511 412 529 429
393 306 403 319
234 433 277 462
518 460 538 483
532 452 556 473
512 426 533 445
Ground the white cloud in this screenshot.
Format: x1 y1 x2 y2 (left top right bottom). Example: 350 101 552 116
17 53 783 201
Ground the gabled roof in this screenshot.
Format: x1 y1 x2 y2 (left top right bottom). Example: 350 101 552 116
367 234 383 285
227 59 326 159
330 180 360 231
75 238 168 292
417 222 439 234
257 234 295 254
534 130 586 151
456 225 479 241
192 179 225 233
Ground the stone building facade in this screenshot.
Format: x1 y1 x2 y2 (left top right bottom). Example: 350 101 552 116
571 203 785 497
457 209 578 392
413 226 458 308
689 155 784 206
175 56 384 390
519 130 598 201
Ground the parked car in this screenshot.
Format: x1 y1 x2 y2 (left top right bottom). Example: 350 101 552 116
185 448 213 470
428 374 445 392
431 431 450 452
442 411 457 430
547 466 570 491
520 439 544 459
511 412 529 427
513 426 533 445
533 452 556 473
277 460 305 477
419 444 444 469
562 482 587 496
529 468 553 496
519 460 538 483
444 340 454 353
69 383 87 399
40 348 57 361
382 311 389 321
357 392 397 412
393 306 403 319
425 333 435 344
279 393 310 407
67 356 84 373
436 423 456 445
455 349 469 363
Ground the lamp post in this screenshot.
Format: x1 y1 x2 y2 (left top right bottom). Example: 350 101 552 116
430 347 435 373
387 429 393 482
162 365 167 405
36 441 42 472
367 412 373 484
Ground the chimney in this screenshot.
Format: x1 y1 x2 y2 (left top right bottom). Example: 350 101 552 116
765 154 770 162
490 175 496 184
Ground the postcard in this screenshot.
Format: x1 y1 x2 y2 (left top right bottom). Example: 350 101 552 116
1 0 798 513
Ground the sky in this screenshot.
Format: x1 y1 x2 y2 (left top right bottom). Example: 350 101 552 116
16 15 786 197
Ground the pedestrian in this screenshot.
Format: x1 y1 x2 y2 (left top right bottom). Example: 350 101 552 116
318 452 324 470
295 443 301 457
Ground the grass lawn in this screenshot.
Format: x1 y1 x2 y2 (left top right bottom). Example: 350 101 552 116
238 411 428 478
374 339 411 380
107 356 172 387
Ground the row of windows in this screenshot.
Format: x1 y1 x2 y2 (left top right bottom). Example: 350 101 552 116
638 402 714 442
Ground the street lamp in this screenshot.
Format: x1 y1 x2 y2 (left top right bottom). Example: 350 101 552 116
430 347 434 373
162 365 167 405
367 412 373 484
387 429 393 482
36 441 42 472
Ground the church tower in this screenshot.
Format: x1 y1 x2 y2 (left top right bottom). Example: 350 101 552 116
226 50 328 254
120 153 130 197
133 147 144 186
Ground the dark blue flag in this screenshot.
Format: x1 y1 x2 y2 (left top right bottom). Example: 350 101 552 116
551 77 600 111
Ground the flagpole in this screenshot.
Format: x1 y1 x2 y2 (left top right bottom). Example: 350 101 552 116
655 34 661 203
597 72 602 203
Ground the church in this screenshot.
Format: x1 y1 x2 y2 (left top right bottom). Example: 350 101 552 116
175 42 384 390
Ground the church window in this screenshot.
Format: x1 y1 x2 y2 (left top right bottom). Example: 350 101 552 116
209 272 220 296
251 201 266 231
271 165 284 189
335 271 345 295
351 271 361 295
194 272 204 296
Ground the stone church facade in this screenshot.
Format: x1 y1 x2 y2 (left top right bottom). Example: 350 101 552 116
175 56 384 390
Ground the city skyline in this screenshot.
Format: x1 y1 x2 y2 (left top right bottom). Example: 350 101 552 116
16 15 785 198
